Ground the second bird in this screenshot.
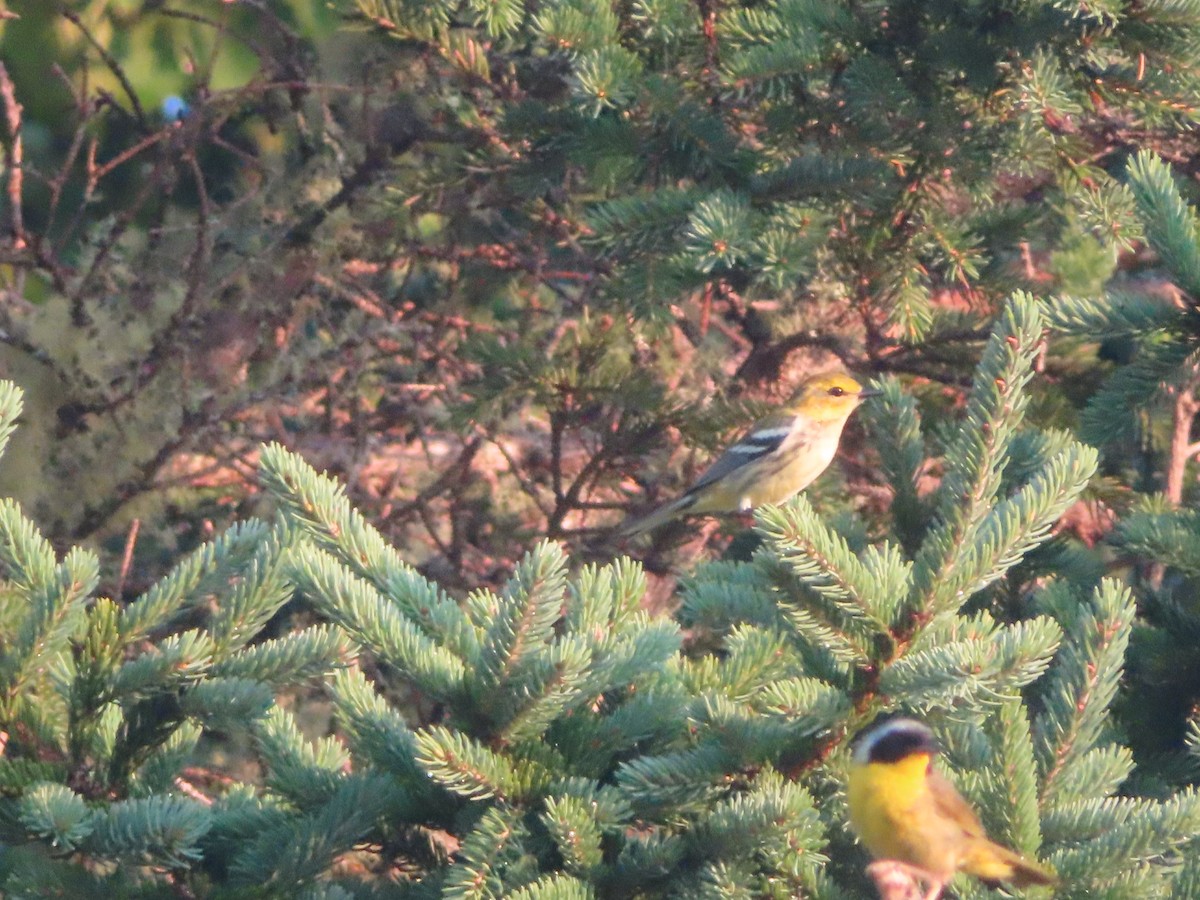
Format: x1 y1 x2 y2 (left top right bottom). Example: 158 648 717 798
620 372 877 536
847 717 1057 900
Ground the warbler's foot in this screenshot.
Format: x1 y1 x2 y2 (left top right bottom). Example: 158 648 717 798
865 860 946 900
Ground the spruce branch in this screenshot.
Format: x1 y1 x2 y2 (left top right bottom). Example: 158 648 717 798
206 521 299 652
1110 502 1200 576
1126 150 1200 298
131 722 202 794
472 540 569 696
226 773 412 890
565 557 645 634
328 668 428 788
254 707 347 806
178 678 275 732
288 544 468 702
260 443 478 657
681 625 796 701
920 441 1098 619
0 381 23 462
1045 789 1200 887
415 725 542 801
610 831 686 891
87 794 212 869
691 767 825 862
442 805 526 900
1045 289 1182 337
910 293 1048 615
577 613 680 698
493 635 593 744
1079 340 1194 446
991 700 1045 857
679 560 782 634
6 546 97 705
1035 579 1136 805
882 615 1062 710
210 625 355 686
614 743 730 813
755 495 901 646
17 782 93 852
860 377 927 555
109 630 215 698
506 873 596 900
694 692 816 761
773 590 866 680
119 519 271 642
541 794 605 875
756 676 850 734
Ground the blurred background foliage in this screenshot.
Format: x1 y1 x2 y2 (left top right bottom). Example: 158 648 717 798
0 0 1197 604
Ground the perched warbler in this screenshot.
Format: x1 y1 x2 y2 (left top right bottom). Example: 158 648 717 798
619 372 877 536
847 717 1057 900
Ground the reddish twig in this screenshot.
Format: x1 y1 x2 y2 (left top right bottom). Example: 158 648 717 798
0 62 25 253
1166 375 1200 506
87 129 171 190
114 518 141 600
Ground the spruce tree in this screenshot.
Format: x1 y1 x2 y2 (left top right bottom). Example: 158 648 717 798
232 295 1197 897
1047 150 1200 770
4 4 1200 898
0 295 1198 894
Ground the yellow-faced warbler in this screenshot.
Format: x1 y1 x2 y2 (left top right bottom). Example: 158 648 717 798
619 372 877 536
847 717 1057 900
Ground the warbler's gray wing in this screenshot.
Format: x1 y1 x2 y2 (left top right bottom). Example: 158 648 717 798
684 421 792 495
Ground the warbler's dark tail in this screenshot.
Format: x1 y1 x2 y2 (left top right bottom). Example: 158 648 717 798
617 494 696 537
965 840 1057 889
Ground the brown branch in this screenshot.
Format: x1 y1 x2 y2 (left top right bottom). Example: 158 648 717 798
1165 377 1200 506
73 158 172 323
284 151 393 246
0 62 25 253
42 65 91 260
88 129 171 189
114 518 141 600
547 436 619 538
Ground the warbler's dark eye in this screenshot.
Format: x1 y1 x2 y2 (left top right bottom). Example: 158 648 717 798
828 386 846 397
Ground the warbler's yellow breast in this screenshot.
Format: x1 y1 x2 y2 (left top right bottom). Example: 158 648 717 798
846 718 1058 890
847 753 966 879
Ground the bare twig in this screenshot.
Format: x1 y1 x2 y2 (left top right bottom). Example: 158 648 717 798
548 430 621 537
114 518 141 600
0 62 25 253
42 65 91 259
87 129 171 190
1165 374 1200 506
